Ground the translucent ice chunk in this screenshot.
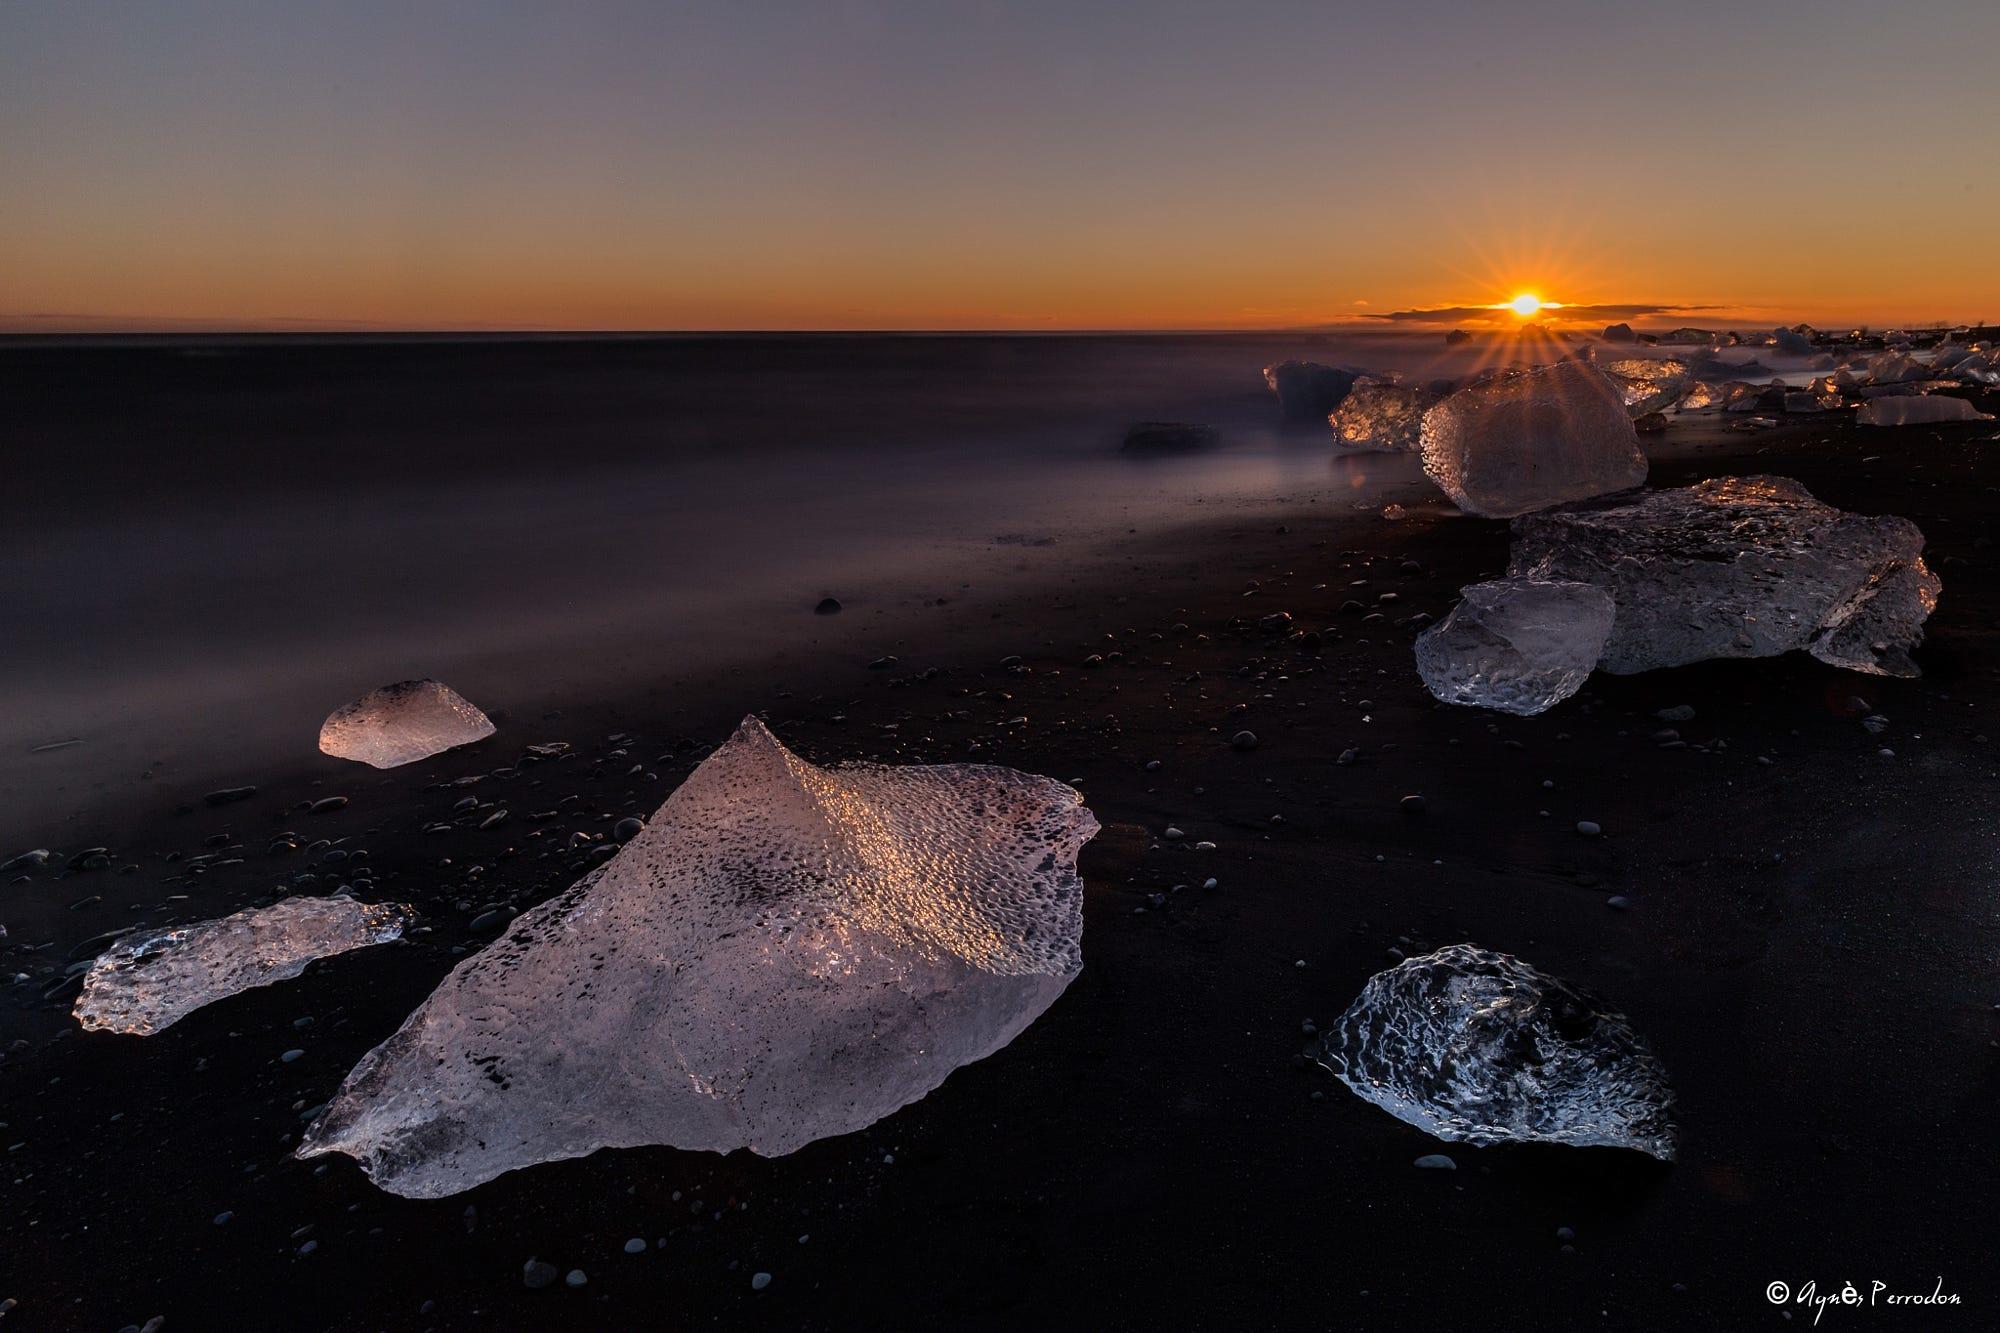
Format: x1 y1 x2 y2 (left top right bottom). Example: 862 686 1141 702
1419 361 1648 518
298 717 1098 1197
1414 579 1614 715
319 679 496 769
1328 376 1435 452
1318 945 1677 1159
74 897 413 1035
1858 396 1993 427
1600 358 1690 416
1510 476 1940 678
1263 361 1360 423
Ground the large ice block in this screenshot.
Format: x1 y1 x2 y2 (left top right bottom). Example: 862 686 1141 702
1510 476 1939 677
298 717 1098 1197
1419 361 1648 518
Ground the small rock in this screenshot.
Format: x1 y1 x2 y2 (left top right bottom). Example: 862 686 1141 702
1413 1154 1457 1170
1230 731 1259 751
751 1272 773 1291
814 598 842 615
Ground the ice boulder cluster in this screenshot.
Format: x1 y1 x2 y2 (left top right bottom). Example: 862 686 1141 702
319 679 495 769
1413 580 1615 716
74 897 414 1036
1416 476 1940 711
1319 945 1677 1160
1419 361 1647 518
298 717 1098 1198
1328 376 1437 453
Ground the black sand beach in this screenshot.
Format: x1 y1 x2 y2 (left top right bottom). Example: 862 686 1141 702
4 338 1997 1330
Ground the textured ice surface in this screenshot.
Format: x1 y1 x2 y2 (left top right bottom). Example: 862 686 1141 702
298 716 1098 1197
1600 358 1690 416
319 679 495 768
1414 579 1615 715
74 897 413 1035
1510 476 1939 677
1328 376 1435 452
1319 945 1677 1159
1858 396 1992 427
1263 361 1360 422
1419 361 1647 518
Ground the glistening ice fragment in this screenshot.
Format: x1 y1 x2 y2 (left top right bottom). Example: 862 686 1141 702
319 679 496 769
1319 945 1677 1160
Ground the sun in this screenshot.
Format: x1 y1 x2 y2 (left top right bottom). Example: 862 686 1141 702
1509 293 1543 317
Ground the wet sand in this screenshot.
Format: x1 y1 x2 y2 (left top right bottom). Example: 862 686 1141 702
4 363 1999 1329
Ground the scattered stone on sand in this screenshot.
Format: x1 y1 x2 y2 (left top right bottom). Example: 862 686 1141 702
1328 376 1436 453
73 897 414 1036
814 597 843 614
319 680 496 769
1319 945 1677 1159
1414 579 1615 716
1412 1153 1457 1169
1420 361 1647 518
202 786 258 807
297 716 1098 1198
1263 361 1359 423
1511 476 1940 678
522 1260 558 1290
1120 421 1220 454
1857 396 1992 427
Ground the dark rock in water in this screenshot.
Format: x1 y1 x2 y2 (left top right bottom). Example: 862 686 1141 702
1445 329 1472 346
203 786 258 807
1119 422 1219 455
814 597 843 615
1603 322 1636 343
1319 944 1677 1159
1261 361 1359 423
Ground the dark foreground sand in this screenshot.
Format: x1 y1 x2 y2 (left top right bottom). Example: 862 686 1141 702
5 407 1999 1331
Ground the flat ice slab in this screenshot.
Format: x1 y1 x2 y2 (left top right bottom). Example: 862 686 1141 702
298 716 1099 1197
1858 396 1992 427
1320 945 1677 1160
1415 579 1615 715
74 896 413 1035
319 679 496 768
1510 476 1939 678
1420 361 1647 518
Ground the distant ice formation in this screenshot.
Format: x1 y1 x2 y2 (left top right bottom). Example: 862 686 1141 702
1414 579 1615 715
1858 396 1992 427
1419 361 1647 518
319 679 496 768
74 897 413 1036
1320 945 1677 1160
298 716 1098 1198
1510 476 1939 677
1263 361 1360 423
1329 376 1435 452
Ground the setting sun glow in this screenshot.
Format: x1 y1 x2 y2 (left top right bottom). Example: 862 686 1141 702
1509 293 1543 317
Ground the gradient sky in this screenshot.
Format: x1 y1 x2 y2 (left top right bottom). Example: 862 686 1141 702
4 0 1995 332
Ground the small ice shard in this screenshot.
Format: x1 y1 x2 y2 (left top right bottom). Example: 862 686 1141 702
1676 381 1725 412
1263 361 1360 423
74 897 413 1036
1319 945 1676 1159
1328 376 1436 452
1418 360 1647 518
1510 476 1940 678
1858 396 1993 427
1120 421 1219 454
298 716 1098 1198
319 679 496 769
1414 579 1615 716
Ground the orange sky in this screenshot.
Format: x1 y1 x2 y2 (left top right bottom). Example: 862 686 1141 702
5 2 1996 333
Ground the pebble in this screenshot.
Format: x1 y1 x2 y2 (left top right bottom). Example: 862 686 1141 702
565 1270 588 1287
1575 820 1602 837
1399 794 1426 813
1656 705 1696 722
814 597 842 614
613 818 645 843
203 786 258 806
624 1237 647 1254
1413 1154 1457 1170
280 1049 304 1063
1230 730 1259 750
522 1260 559 1290
751 1272 773 1291
306 797 348 815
